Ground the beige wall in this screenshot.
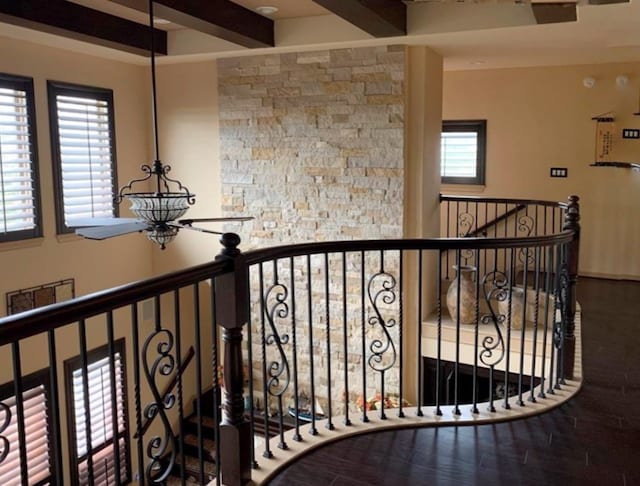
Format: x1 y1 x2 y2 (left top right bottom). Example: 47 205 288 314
443 62 640 280
153 61 224 273
0 34 159 483
0 34 154 313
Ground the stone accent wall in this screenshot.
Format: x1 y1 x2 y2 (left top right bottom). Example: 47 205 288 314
218 45 405 247
217 46 406 415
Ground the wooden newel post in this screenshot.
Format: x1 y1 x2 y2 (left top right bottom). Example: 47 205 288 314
215 233 252 486
562 195 580 380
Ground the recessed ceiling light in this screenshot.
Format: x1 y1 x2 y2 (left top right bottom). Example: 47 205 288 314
470 60 486 65
154 17 171 25
255 5 279 16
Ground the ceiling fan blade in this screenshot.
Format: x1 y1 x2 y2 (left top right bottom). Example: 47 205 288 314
531 3 577 24
170 223 223 236
75 222 148 240
68 217 141 228
178 216 253 225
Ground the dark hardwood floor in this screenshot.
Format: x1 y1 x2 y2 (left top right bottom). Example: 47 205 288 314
266 277 640 486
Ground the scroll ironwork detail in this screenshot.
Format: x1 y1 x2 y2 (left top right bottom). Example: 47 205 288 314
0 402 10 464
479 270 509 367
366 271 398 373
264 283 291 399
142 329 178 484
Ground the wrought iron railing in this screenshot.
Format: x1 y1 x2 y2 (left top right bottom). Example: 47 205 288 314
0 195 580 486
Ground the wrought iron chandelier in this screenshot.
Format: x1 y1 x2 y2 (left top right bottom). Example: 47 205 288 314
114 0 195 249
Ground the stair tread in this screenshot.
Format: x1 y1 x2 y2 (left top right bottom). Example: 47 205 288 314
186 415 217 429
183 434 217 453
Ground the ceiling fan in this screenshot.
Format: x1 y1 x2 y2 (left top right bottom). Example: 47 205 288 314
72 0 251 249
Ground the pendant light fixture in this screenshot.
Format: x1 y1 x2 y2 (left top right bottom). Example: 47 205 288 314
114 0 195 248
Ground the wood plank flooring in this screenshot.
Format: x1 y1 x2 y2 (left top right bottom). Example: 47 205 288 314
266 277 640 486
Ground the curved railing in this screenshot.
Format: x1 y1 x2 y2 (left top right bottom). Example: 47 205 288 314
0 195 581 486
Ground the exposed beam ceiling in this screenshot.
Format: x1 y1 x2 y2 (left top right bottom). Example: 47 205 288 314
531 3 577 24
110 0 274 48
311 0 406 37
0 0 166 56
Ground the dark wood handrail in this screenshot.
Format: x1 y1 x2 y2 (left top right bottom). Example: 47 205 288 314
440 194 569 209
242 231 575 266
0 258 231 346
466 204 526 237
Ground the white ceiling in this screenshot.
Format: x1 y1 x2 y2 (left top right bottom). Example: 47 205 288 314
1 0 639 70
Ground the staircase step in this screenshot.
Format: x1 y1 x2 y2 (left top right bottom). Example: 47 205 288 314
183 434 217 462
184 414 217 439
170 453 217 484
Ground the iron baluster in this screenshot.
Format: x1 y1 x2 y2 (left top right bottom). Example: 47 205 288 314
78 320 94 484
416 250 424 417
325 253 335 430
106 311 122 485
342 252 352 427
360 251 368 423
173 289 186 484
366 250 398 420
47 329 63 486
258 263 272 458
130 304 145 486
398 250 404 419
529 247 541 403
538 246 554 400
453 249 461 416
435 251 443 417
517 248 530 407
264 259 291 448
305 255 317 436
479 266 509 412
290 256 302 442
503 250 515 410
472 248 481 415
193 283 206 482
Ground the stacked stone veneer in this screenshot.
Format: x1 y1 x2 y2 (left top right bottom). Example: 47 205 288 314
217 46 406 416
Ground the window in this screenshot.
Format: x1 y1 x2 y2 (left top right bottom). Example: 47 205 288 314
65 340 130 486
441 119 486 185
0 73 42 242
48 81 118 234
0 369 55 486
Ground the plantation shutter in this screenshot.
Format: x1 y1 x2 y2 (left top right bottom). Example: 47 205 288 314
72 353 127 486
0 81 40 239
441 131 478 179
0 384 52 486
50 84 117 232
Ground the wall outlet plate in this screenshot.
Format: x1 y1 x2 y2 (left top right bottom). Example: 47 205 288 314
550 167 568 178
622 129 640 139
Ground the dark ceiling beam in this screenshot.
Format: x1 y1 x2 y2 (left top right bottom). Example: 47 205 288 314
110 0 274 48
531 3 577 24
588 0 629 4
0 0 166 56
311 0 406 37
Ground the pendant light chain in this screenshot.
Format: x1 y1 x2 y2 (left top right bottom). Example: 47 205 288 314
148 0 161 166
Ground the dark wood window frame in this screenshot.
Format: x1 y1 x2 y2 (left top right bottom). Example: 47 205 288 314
0 72 43 243
64 338 131 486
47 81 119 235
0 368 57 485
441 119 487 185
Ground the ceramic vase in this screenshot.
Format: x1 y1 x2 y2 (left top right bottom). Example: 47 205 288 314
446 265 477 325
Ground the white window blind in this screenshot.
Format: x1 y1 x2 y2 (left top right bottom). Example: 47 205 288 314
51 88 116 230
71 352 127 486
0 384 52 486
441 131 478 179
0 84 39 237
